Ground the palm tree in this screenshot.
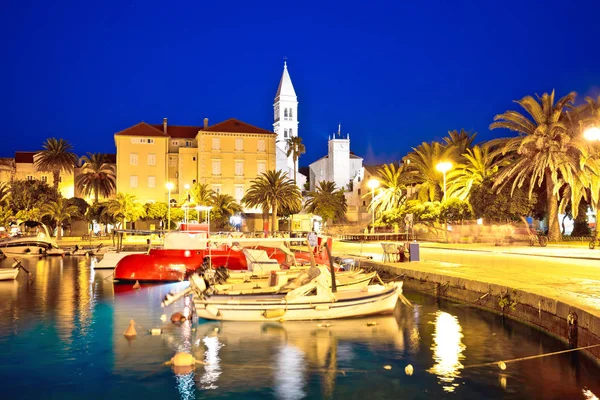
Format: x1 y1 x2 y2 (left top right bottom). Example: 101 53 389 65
0 182 10 206
210 193 243 229
305 181 347 225
443 129 477 161
75 153 116 203
404 141 454 202
489 90 578 241
105 193 146 229
189 183 215 206
367 163 407 215
243 170 302 232
286 136 306 184
446 145 497 200
34 138 78 190
41 197 79 240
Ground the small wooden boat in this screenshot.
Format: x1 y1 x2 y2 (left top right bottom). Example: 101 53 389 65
181 267 403 322
0 266 19 281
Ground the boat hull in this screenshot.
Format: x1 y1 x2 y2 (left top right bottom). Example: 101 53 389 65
0 243 50 255
193 284 401 321
0 268 19 281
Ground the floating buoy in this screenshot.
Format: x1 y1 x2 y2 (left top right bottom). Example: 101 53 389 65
405 364 414 376
160 314 167 322
171 312 186 323
133 281 141 290
213 327 219 333
383 365 392 370
498 361 506 370
367 322 377 326
123 320 137 337
150 328 162 335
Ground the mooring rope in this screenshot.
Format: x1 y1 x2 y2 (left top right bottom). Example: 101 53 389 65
463 343 600 369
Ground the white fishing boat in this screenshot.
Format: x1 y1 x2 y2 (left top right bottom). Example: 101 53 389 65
0 266 19 280
178 266 405 322
0 222 63 255
94 250 140 269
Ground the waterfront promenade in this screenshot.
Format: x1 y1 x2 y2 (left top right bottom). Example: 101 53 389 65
332 240 600 318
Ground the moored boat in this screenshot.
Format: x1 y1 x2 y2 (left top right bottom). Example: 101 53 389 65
0 267 19 281
0 222 62 256
184 266 404 322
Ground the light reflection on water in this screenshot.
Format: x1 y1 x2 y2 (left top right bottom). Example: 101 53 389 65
0 257 600 399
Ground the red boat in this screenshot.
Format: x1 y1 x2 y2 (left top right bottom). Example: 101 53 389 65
113 230 332 283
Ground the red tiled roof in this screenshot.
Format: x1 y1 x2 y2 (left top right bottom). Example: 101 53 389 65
204 118 274 135
150 125 202 139
115 122 167 137
15 151 36 163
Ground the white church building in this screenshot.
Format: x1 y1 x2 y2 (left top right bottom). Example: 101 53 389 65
308 125 363 192
274 62 307 189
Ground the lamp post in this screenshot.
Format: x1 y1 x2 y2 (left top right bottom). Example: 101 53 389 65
183 184 190 225
166 182 174 231
367 178 379 233
436 161 453 201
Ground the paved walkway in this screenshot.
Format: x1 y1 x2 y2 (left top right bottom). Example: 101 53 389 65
331 240 600 318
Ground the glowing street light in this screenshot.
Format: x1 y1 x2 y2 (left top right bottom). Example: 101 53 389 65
166 182 174 231
583 125 600 141
367 178 380 232
436 161 453 201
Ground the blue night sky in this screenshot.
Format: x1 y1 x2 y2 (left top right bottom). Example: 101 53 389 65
2 0 599 166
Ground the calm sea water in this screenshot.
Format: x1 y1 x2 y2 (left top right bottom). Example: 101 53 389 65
0 256 599 400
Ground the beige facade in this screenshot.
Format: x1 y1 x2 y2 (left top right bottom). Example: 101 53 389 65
114 118 277 208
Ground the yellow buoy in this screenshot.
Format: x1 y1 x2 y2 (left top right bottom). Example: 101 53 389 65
123 320 137 337
498 361 507 370
405 364 414 376
383 365 392 370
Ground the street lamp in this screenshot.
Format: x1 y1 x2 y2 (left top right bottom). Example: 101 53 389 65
436 161 453 201
183 183 190 225
166 182 174 231
367 178 379 232
583 125 600 141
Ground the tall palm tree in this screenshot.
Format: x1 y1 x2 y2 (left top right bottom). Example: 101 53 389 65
34 138 78 190
367 163 407 215
105 193 146 229
489 90 578 241
305 181 347 225
446 145 497 200
75 153 116 203
211 193 243 229
404 141 454 202
0 182 10 206
189 183 215 206
242 170 302 232
41 197 79 240
443 129 477 161
286 136 306 184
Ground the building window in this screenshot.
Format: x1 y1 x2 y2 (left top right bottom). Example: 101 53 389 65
175 172 179 178
192 179 196 184
212 185 221 195
148 176 156 188
362 201 366 206
284 108 288 118
235 161 244 176
258 139 265 152
284 129 288 138
289 128 292 137
173 140 179 146
289 109 293 118
148 138 154 144
41 176 47 183
186 141 192 147
212 137 220 150
130 175 138 188
212 159 221 175
27 175 33 181
257 161 266 175
235 185 244 202
130 153 138 165
169 156 177 167
147 153 156 166
358 189 361 195
192 156 196 162
235 138 243 151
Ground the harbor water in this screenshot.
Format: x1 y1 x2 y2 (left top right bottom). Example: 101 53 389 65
0 256 599 399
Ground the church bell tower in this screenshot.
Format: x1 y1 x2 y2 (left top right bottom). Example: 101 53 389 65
273 61 298 171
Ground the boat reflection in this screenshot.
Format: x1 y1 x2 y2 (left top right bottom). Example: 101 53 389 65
427 311 466 392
